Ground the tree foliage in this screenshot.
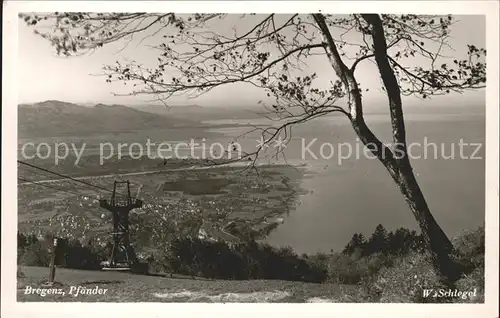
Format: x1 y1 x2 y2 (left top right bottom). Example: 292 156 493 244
19 13 486 159
343 225 425 257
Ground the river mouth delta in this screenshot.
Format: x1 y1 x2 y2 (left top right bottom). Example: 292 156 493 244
18 154 306 255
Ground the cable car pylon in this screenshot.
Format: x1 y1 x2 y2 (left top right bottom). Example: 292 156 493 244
99 180 142 271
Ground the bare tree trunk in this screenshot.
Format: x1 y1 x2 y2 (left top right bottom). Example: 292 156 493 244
350 117 458 282
397 160 462 279
361 13 461 282
313 13 462 282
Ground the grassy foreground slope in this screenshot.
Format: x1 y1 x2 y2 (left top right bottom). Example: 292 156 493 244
17 266 362 303
17 226 485 303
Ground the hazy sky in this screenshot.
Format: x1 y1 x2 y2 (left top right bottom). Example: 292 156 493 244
18 14 486 108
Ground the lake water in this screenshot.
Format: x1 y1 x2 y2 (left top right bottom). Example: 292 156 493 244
18 106 486 254
204 108 486 253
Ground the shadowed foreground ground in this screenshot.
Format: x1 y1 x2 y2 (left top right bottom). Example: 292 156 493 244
17 266 363 302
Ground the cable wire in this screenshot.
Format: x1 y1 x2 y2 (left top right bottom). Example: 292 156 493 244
18 176 84 197
17 160 127 197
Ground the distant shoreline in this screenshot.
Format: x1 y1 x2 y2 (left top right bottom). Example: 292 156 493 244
18 122 267 141
18 160 307 186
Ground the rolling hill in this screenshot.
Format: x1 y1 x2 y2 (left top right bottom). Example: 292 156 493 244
18 100 199 138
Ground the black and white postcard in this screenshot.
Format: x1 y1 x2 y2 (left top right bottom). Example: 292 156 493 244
2 1 499 318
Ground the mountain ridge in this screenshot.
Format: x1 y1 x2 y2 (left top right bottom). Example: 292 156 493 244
18 100 199 138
